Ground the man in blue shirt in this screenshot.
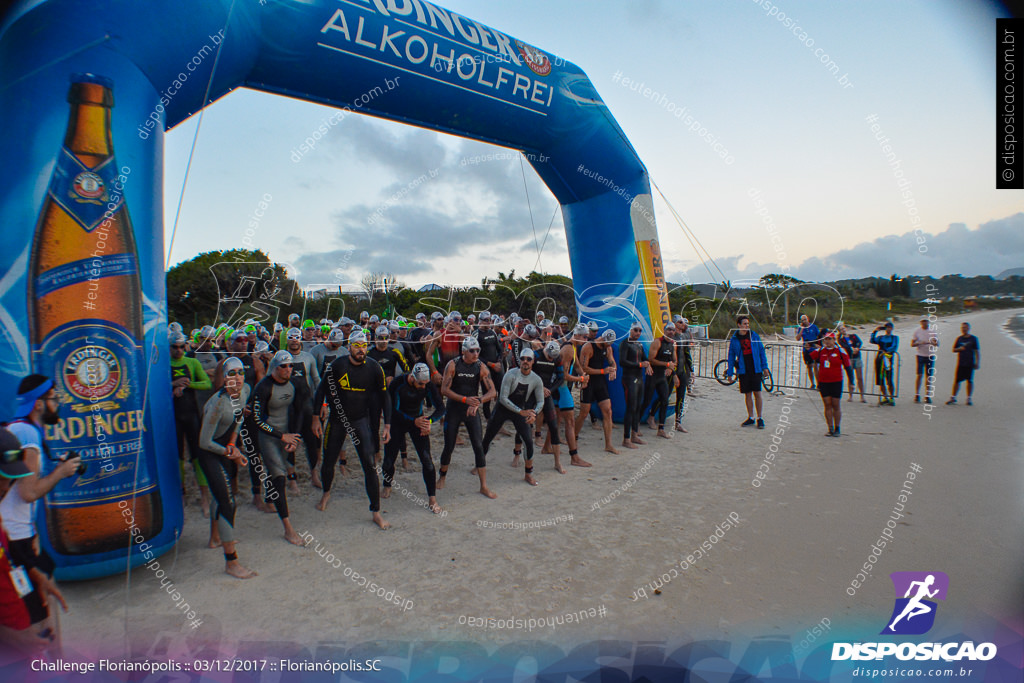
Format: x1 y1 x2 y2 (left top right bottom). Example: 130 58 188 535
870 321 900 405
798 314 822 388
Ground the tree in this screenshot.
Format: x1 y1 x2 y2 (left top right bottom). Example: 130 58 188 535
166 249 296 328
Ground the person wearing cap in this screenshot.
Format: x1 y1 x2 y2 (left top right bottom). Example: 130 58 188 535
1 377 82 594
368 326 411 464
310 327 350 379
481 347 546 486
798 314 823 389
725 315 770 428
250 351 307 545
472 312 506 422
619 322 653 448
170 333 213 516
670 318 695 432
197 357 257 578
382 363 446 513
642 322 678 440
193 325 224 409
313 331 393 529
214 329 267 507
870 321 899 406
910 315 940 404
436 336 498 498
285 330 322 492
810 333 851 436
403 313 431 366
527 341 573 473
0 427 69 653
837 323 866 403
426 312 464 386
575 329 619 454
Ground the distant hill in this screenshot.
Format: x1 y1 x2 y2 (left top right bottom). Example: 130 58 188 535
996 267 1024 280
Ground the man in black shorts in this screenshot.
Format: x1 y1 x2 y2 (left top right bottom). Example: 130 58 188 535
947 322 980 406
575 329 619 453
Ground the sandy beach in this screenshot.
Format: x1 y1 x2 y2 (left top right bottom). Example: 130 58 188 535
48 308 1024 661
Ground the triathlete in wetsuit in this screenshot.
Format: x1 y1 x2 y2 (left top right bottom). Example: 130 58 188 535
642 323 677 439
368 326 410 460
250 351 307 546
481 348 545 486
618 322 652 448
312 331 393 529
170 333 212 514
198 357 257 579
285 330 321 490
576 330 619 454
437 336 498 498
529 341 567 473
474 311 505 420
382 363 445 514
216 329 267 510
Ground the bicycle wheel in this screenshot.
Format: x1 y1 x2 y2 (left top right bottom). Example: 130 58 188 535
763 369 775 393
714 359 736 386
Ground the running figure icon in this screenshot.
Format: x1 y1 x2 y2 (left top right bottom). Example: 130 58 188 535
888 575 939 631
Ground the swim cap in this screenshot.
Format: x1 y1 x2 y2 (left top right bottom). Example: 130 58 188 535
462 336 480 351
519 347 535 360
268 350 293 372
222 357 244 374
411 363 431 383
544 341 561 359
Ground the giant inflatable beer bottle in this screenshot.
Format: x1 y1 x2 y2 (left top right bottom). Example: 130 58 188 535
28 74 162 555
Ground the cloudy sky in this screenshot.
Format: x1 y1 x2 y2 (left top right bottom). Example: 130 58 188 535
163 0 1021 290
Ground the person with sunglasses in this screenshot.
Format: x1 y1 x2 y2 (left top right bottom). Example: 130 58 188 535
436 336 498 498
250 351 307 546
197 357 257 578
480 347 546 486
312 332 393 529
0 377 80 631
576 329 619 454
170 332 213 516
215 329 267 510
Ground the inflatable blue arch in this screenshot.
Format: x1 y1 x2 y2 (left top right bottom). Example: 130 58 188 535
0 0 670 579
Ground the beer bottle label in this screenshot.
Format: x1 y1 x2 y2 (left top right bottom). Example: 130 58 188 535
49 147 123 233
35 321 156 507
34 253 137 298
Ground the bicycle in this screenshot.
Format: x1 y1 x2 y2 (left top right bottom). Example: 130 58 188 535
714 359 774 393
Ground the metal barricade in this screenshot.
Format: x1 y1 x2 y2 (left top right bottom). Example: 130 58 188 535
688 338 900 398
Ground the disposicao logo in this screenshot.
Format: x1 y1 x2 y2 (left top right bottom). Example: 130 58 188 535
832 571 997 662
881 571 948 635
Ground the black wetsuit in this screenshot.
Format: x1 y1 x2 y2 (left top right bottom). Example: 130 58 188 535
383 374 446 497
643 337 675 428
581 342 611 404
314 355 391 511
530 351 563 446
438 357 488 474
619 337 648 439
367 345 410 454
251 374 310 519
475 327 504 419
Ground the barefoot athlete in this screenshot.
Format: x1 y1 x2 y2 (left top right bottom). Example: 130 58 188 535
618 322 652 449
251 351 307 546
285 328 321 492
576 329 619 454
642 322 677 440
482 348 546 486
528 341 569 473
557 326 591 467
312 332 393 529
810 333 851 437
382 363 445 514
437 336 498 498
197 357 257 578
215 329 266 510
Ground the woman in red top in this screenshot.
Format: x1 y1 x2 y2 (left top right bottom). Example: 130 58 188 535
810 333 851 437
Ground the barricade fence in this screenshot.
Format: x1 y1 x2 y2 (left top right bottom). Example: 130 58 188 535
686 338 900 399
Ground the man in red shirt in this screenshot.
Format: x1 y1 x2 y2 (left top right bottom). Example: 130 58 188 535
0 427 67 654
810 333 851 437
